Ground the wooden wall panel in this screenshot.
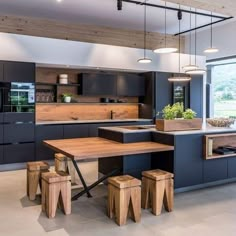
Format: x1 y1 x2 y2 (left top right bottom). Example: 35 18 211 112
36 104 139 121
0 15 183 50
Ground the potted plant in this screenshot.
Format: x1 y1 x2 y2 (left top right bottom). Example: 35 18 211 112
62 93 72 103
156 102 202 131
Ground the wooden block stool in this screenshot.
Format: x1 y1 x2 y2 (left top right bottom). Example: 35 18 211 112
54 153 77 185
41 171 71 218
27 161 50 201
108 175 141 226
142 169 174 216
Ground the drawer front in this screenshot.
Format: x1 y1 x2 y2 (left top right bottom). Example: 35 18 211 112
3 143 35 164
4 113 35 123
4 124 35 143
63 124 88 139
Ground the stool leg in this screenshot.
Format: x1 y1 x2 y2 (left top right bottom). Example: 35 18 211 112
141 177 151 209
152 180 165 216
46 183 60 218
130 186 141 223
108 184 115 219
60 181 71 215
163 178 174 212
28 170 40 201
67 160 77 185
41 179 46 212
115 188 130 226
55 158 68 173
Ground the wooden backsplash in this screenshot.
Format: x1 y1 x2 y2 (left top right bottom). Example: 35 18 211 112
36 104 139 121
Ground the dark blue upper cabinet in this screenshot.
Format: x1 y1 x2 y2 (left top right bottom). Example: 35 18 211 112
4 61 35 83
0 62 3 82
78 73 117 96
117 74 145 96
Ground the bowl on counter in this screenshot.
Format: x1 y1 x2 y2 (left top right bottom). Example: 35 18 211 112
207 118 235 127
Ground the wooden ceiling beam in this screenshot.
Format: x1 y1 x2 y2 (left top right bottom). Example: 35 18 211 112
0 15 183 51
166 0 236 16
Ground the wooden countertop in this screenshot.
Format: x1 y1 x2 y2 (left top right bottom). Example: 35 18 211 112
44 137 174 161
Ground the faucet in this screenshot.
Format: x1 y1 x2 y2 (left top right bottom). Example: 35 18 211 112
110 110 116 120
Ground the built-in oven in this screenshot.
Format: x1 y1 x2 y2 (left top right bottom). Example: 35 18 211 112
0 82 35 113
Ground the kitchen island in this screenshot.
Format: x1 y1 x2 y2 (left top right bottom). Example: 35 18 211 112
98 125 236 192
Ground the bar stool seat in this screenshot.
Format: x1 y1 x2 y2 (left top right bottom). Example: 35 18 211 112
41 171 71 218
27 161 50 200
108 175 141 226
142 169 174 216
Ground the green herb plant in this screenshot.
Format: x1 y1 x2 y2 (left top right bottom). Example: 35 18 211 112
182 109 197 119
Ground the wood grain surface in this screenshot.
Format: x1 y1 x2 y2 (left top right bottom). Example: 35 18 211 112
44 137 174 161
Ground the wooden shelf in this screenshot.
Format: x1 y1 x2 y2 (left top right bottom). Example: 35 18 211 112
36 102 142 105
36 82 80 87
203 133 236 160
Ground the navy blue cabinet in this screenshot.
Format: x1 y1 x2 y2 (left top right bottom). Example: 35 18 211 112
35 125 64 160
78 73 117 96
0 62 3 82
174 134 203 188
63 124 89 139
4 61 35 83
0 146 3 164
117 74 145 96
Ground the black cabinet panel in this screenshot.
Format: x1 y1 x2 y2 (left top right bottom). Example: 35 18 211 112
228 158 236 178
35 125 63 160
79 73 117 95
4 143 35 164
174 134 203 188
4 61 35 82
0 146 3 164
0 125 3 144
117 74 145 96
63 124 88 139
4 124 34 143
0 62 3 82
203 159 228 183
4 112 35 123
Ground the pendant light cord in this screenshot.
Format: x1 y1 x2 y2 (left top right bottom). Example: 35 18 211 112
164 1 167 48
189 8 192 64
194 9 197 65
178 5 182 76
210 12 213 48
143 0 147 58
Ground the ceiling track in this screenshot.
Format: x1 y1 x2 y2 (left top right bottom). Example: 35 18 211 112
121 0 233 35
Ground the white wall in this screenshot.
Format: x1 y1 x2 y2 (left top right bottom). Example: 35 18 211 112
185 20 236 61
0 32 205 72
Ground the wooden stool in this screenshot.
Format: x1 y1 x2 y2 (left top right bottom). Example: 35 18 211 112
108 175 141 226
41 171 71 218
27 161 49 200
54 153 77 185
142 169 174 216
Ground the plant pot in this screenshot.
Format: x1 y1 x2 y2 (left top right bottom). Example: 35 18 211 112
64 96 71 103
156 118 202 132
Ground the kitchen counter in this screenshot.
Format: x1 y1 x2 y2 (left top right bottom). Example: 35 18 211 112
36 119 152 125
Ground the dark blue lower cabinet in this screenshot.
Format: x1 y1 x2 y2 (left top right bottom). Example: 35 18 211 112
174 134 203 188
3 143 35 164
203 159 228 183
0 146 3 164
228 157 236 178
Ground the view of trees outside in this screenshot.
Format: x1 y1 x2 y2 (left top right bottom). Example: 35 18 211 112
212 64 236 118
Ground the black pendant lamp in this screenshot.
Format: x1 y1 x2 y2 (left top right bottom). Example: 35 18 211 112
204 12 219 53
168 6 191 82
138 0 152 63
183 8 198 71
153 1 178 54
186 9 206 75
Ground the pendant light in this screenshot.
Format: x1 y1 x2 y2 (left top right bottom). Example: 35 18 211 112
183 8 198 71
154 1 178 54
186 9 206 75
138 0 152 63
168 7 191 82
204 12 219 53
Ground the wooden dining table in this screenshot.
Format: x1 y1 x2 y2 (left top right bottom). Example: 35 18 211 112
44 137 174 200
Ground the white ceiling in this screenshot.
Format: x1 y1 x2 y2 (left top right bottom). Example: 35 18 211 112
0 0 229 34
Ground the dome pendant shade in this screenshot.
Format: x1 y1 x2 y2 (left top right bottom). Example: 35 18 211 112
204 47 219 53
154 47 178 54
185 68 206 75
182 64 198 70
168 76 191 82
137 58 152 63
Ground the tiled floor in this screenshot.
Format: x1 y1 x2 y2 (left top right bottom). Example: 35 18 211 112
1 169 236 236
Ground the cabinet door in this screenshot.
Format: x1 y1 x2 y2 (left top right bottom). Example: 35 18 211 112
117 74 145 96
4 61 35 82
174 134 203 188
0 146 3 164
79 73 116 95
35 125 63 160
4 112 35 123
228 157 236 178
3 143 35 164
203 159 228 183
63 124 88 139
0 62 3 82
